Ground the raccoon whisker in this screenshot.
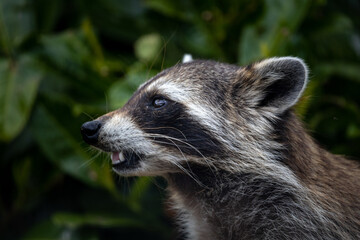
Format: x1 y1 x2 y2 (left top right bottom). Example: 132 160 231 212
124 145 147 166
132 147 145 163
142 126 188 140
150 138 192 168
145 133 206 158
82 111 95 120
112 133 214 177
145 133 217 176
112 132 203 160
145 133 215 168
168 159 207 188
79 149 102 168
82 143 103 154
149 143 205 187
149 138 207 187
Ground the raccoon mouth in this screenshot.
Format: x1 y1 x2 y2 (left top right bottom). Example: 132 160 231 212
111 151 142 170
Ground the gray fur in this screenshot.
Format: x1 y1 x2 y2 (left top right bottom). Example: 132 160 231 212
85 57 360 240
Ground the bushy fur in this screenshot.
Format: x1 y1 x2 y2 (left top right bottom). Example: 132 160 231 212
82 57 360 240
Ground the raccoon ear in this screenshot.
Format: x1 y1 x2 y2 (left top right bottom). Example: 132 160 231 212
246 57 308 113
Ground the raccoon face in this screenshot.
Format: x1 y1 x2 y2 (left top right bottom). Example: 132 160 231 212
81 57 308 176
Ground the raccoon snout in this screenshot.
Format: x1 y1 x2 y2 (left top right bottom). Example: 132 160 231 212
81 120 102 145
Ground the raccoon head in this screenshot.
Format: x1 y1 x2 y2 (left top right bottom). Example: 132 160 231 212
81 57 308 177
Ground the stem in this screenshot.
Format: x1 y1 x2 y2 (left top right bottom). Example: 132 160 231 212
0 2 16 62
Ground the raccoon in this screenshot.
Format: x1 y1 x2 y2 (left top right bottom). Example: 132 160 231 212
81 57 360 240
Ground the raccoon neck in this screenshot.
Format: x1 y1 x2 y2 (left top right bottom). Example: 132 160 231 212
165 165 328 240
273 110 321 178
279 111 360 216
274 111 351 185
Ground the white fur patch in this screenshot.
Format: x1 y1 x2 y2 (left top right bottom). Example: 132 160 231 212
182 54 193 63
100 114 154 153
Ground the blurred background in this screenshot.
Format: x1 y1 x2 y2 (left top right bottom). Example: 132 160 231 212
0 0 359 239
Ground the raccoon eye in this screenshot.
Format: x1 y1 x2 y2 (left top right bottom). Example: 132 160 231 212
152 97 167 108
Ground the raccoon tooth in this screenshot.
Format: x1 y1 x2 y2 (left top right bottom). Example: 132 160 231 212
119 151 125 162
111 152 120 164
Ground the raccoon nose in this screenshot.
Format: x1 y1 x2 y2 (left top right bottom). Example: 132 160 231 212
81 120 102 145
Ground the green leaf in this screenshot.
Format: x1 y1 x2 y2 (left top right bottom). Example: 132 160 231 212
238 0 310 64
53 212 150 229
108 81 134 109
12 158 31 191
12 157 32 211
145 0 192 20
22 220 64 240
0 55 41 141
32 0 61 33
127 177 153 212
30 104 116 191
40 32 93 79
81 18 104 61
0 0 35 55
23 219 99 240
38 31 112 110
180 26 224 58
109 62 156 109
316 62 360 83
135 33 163 63
347 124 360 139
